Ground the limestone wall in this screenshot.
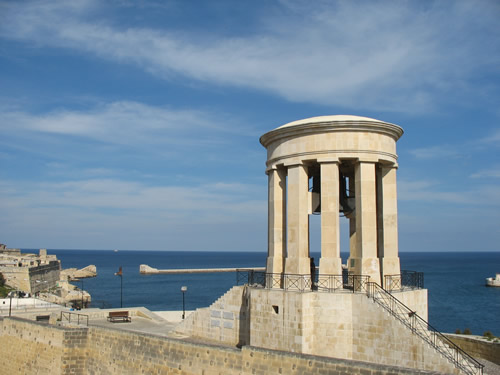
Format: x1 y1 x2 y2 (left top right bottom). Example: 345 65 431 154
180 286 460 374
392 289 429 321
0 316 444 375
444 333 500 366
175 285 250 347
0 317 87 374
352 295 460 374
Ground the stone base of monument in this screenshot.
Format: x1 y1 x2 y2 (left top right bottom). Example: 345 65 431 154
175 285 463 375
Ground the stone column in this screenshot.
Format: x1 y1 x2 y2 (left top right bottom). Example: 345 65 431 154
266 167 287 275
354 161 381 285
285 163 310 275
379 165 400 284
319 161 342 275
347 175 357 274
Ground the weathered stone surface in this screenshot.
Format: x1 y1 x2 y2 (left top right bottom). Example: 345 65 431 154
0 316 446 375
60 265 97 280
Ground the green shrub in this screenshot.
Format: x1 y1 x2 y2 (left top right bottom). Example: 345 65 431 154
463 328 472 335
455 329 462 334
0 285 11 298
483 331 494 339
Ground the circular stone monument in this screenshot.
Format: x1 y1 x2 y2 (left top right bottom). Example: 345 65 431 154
260 115 404 286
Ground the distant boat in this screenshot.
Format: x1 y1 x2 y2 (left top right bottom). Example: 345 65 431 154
486 273 500 287
113 249 119 253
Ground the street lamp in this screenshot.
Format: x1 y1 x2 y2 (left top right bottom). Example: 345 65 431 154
181 286 187 319
115 266 123 308
80 279 84 309
8 291 13 317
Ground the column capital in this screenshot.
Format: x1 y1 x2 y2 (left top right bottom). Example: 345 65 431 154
355 160 378 165
265 164 286 174
283 160 306 167
317 157 340 164
379 162 399 170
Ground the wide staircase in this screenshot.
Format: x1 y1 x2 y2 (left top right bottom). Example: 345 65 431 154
366 282 483 375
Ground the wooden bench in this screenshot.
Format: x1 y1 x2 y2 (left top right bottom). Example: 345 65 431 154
36 315 50 322
107 311 131 323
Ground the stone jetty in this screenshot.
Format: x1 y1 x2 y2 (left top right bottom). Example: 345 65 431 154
139 264 265 274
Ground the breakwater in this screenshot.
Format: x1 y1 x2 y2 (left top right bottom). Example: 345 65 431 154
139 264 265 274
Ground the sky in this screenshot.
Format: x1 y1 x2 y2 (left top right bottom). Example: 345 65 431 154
0 0 499 253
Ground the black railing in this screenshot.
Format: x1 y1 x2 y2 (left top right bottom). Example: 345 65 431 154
366 282 483 375
60 311 89 326
236 270 370 293
385 270 424 292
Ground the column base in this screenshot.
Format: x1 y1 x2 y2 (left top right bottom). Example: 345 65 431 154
380 256 401 288
347 257 381 286
266 256 284 275
319 257 342 275
361 257 381 285
284 257 312 290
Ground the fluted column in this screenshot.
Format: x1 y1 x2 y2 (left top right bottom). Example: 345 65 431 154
319 161 342 275
284 163 310 275
379 165 400 284
354 161 381 285
266 167 286 275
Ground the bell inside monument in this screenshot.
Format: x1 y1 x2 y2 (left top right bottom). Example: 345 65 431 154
307 162 355 217
308 165 321 214
339 163 355 218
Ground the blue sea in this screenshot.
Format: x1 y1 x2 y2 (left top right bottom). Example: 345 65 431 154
37 249 500 336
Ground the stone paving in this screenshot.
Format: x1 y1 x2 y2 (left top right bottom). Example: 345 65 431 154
482 359 500 375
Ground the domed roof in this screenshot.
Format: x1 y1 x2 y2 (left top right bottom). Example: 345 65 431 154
277 115 388 129
260 115 403 148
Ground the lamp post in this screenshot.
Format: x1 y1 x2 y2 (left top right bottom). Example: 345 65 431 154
115 266 123 308
8 291 13 317
181 286 187 319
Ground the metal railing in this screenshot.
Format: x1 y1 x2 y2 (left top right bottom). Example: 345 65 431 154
385 270 424 292
366 282 483 375
236 270 370 293
60 311 89 326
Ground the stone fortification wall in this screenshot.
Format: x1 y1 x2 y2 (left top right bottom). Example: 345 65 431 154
444 334 500 366
29 260 61 293
1 260 61 293
0 316 443 375
0 317 87 374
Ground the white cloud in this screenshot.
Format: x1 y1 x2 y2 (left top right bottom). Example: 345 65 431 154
0 101 257 155
2 0 498 112
0 177 267 250
398 179 500 207
470 168 500 179
408 145 461 160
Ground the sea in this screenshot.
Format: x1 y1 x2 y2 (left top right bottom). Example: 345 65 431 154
33 249 500 337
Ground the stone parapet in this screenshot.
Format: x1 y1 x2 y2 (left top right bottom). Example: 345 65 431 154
0 316 446 375
444 333 500 366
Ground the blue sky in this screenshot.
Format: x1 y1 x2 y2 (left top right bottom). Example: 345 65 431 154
0 0 499 252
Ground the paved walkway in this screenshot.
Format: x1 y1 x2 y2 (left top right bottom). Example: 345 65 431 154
86 310 193 339
483 359 500 375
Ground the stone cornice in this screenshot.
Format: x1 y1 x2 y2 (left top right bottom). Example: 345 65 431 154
260 119 404 148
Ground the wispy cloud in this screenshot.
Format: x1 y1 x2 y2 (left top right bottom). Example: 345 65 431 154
0 177 267 250
398 179 500 207
0 101 248 145
470 168 500 179
408 145 462 160
2 0 498 112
